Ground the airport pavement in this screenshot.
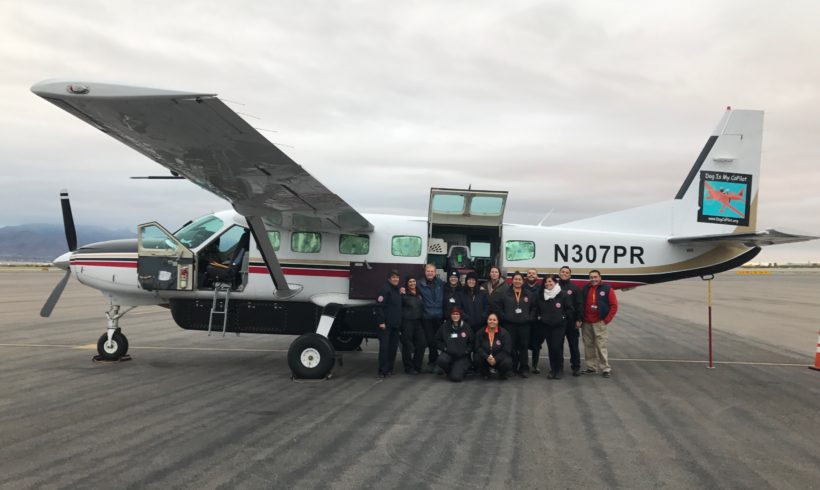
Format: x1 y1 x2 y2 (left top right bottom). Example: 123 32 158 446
0 269 818 489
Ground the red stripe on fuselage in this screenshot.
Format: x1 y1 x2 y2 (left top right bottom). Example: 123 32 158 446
71 260 137 268
249 266 350 277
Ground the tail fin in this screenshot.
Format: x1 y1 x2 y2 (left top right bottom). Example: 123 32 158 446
558 108 763 237
671 107 763 236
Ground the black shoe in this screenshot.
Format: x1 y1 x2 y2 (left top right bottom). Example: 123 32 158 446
581 368 597 375
546 372 555 379
482 375 490 380
532 367 541 374
554 373 562 380
378 372 387 379
572 369 580 377
499 373 509 381
405 369 419 375
602 371 611 378
519 371 529 379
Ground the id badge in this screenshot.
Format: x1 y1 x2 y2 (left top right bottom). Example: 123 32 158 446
450 333 458 338
449 298 455 303
515 308 522 314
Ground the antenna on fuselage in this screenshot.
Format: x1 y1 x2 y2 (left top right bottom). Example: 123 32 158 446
537 208 555 226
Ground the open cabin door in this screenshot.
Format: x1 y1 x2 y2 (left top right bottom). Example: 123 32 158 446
137 222 195 291
427 188 508 279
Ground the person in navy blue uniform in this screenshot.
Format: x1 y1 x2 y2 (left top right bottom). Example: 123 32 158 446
559 265 583 376
500 271 536 377
535 274 574 379
442 270 462 317
474 313 513 380
435 307 474 382
374 270 402 378
400 276 426 375
457 272 489 333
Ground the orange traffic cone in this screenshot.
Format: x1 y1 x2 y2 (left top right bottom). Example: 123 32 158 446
811 330 820 371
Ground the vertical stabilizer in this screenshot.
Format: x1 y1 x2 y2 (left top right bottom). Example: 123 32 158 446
672 108 763 236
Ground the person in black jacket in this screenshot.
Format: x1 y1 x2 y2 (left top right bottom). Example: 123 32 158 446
474 313 513 380
400 277 426 375
442 270 462 317
457 272 489 333
375 270 402 378
559 266 583 376
435 307 474 382
486 266 509 318
535 274 574 379
500 271 536 377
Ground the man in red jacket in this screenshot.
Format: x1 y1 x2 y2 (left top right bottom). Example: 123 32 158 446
577 270 618 378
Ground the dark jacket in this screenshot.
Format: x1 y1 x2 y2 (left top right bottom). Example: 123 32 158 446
417 277 445 320
374 281 402 329
457 286 490 331
402 291 425 322
500 287 536 325
581 282 617 324
442 283 462 315
474 327 512 361
435 320 474 358
523 281 541 298
487 280 509 316
536 288 573 326
558 278 582 324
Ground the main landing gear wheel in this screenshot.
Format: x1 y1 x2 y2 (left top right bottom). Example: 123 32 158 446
288 333 335 379
96 330 129 361
330 334 363 352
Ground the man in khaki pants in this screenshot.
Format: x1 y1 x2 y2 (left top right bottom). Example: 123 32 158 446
576 270 618 378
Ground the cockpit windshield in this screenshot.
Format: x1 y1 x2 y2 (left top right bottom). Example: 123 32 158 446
174 215 224 249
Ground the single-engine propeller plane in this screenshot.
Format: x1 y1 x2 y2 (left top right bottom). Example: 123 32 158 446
31 80 816 379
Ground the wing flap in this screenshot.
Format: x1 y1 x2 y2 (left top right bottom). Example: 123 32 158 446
32 80 373 233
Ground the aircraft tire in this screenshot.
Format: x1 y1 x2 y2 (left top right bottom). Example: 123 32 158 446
288 333 335 379
330 334 363 352
96 330 129 361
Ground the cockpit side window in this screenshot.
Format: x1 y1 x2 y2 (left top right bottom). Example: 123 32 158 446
174 215 224 249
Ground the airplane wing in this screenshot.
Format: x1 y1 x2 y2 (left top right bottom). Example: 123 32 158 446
669 229 817 247
31 80 373 233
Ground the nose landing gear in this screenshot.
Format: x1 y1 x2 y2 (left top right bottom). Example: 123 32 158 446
95 305 135 361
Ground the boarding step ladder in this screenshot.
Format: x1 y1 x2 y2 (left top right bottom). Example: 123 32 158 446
207 283 236 337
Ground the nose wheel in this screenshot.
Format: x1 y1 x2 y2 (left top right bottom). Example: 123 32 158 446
96 329 129 361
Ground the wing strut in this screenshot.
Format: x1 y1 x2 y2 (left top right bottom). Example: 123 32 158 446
246 216 302 300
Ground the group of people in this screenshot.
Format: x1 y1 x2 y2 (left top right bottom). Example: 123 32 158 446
374 264 618 382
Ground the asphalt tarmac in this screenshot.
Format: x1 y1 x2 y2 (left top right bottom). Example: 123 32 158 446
1 269 818 489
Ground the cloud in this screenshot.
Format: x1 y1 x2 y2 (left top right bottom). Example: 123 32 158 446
1 0 818 262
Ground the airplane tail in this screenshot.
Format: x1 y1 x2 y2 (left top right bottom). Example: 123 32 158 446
560 108 763 237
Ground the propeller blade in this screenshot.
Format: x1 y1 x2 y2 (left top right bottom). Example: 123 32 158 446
40 270 71 317
60 189 77 251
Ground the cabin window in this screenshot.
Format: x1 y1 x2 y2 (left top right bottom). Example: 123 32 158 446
291 232 321 253
339 234 370 255
391 236 422 257
470 196 504 216
141 224 179 252
470 241 492 258
267 231 281 251
174 215 224 249
505 240 535 261
431 194 465 214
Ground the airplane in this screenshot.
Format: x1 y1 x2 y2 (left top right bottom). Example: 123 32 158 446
31 80 817 379
703 181 745 217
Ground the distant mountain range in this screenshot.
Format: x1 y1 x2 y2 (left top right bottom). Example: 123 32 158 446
0 224 135 262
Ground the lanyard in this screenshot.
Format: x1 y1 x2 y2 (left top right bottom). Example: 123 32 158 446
514 289 522 305
487 328 495 349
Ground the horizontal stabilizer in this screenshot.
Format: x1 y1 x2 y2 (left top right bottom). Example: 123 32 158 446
669 229 817 247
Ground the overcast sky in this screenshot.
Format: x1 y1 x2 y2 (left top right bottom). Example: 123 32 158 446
1 0 818 262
